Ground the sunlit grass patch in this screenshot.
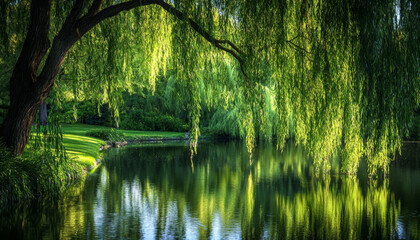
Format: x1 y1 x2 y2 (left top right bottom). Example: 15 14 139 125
61 124 185 139
60 123 184 168
62 134 105 167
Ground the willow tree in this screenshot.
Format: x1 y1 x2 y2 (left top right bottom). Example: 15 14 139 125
0 0 419 175
0 0 243 154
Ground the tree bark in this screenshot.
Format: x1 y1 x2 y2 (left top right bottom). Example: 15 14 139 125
0 0 51 154
0 0 79 155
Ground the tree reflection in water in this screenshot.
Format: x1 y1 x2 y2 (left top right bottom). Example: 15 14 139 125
2 141 419 239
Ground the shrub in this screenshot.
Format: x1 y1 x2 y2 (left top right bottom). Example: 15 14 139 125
1 119 79 204
86 128 126 141
121 110 188 132
53 101 110 125
0 145 79 204
144 113 189 132
120 109 147 130
200 127 236 138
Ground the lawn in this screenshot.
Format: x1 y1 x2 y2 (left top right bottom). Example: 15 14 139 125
62 133 105 167
60 124 185 168
61 124 185 138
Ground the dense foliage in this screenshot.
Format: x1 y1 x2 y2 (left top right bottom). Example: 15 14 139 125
0 118 78 203
0 0 419 175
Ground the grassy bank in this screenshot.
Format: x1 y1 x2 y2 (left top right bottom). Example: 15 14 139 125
61 124 185 169
1 123 185 203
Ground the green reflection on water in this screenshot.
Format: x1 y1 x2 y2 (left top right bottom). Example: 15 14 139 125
1 141 419 239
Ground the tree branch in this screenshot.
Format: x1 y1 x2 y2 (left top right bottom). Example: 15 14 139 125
215 39 244 55
155 0 246 76
21 0 51 83
285 40 310 54
86 0 104 17
77 0 156 35
76 0 247 77
66 0 85 24
285 38 313 62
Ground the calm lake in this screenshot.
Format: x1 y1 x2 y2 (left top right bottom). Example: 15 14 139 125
1 141 419 239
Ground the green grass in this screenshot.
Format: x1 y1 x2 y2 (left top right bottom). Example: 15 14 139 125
120 129 185 139
61 124 185 168
62 134 105 167
61 124 185 138
1 124 185 202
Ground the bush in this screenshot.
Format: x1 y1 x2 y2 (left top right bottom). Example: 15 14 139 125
144 113 189 132
121 110 188 132
0 145 79 205
86 128 126 141
200 127 237 138
120 109 147 130
1 119 79 204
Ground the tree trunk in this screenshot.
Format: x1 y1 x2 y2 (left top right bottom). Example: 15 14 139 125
0 0 51 155
0 0 78 155
1 39 78 155
39 101 48 125
1 93 41 154
0 0 103 155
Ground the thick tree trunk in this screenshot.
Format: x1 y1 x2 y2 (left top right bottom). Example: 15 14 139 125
0 0 51 154
1 93 42 154
1 40 78 155
0 0 104 155
0 0 78 155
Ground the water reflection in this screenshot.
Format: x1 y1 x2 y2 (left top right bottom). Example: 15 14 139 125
1 141 419 239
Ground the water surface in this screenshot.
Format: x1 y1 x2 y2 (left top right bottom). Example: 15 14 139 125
1 141 419 239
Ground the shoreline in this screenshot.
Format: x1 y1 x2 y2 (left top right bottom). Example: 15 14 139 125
61 124 188 173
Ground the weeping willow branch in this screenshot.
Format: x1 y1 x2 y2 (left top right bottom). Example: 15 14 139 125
77 0 157 34
154 1 247 77
76 0 247 77
285 40 310 55
215 40 244 55
285 39 313 62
